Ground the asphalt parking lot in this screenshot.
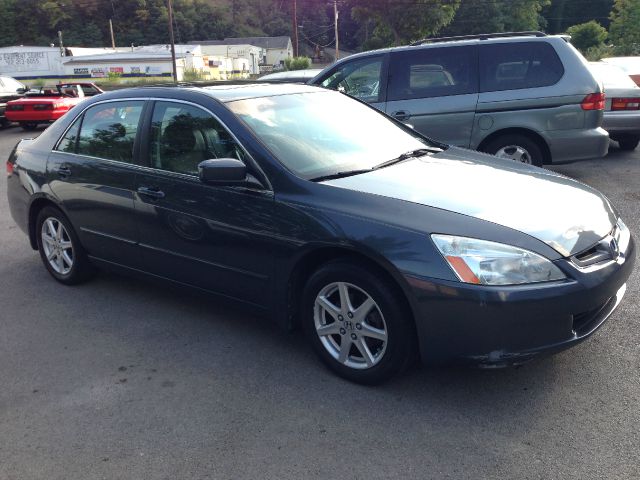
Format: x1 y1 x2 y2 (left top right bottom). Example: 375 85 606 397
0 124 638 480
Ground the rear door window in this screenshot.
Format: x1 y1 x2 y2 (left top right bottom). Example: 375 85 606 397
480 42 564 92
320 56 384 103
387 46 477 101
60 101 144 163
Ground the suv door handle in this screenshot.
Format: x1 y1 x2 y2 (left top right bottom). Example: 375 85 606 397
57 165 72 177
137 186 165 199
391 110 411 121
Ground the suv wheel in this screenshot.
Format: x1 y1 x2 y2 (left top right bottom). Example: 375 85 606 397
21 122 39 131
36 206 94 285
302 261 415 384
483 134 544 167
618 136 639 151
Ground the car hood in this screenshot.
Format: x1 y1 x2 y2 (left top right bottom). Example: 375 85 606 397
322 147 617 257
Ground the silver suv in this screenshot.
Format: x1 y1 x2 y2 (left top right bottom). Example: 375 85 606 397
310 32 609 166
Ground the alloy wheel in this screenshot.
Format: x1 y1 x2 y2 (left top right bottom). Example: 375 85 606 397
40 217 74 275
495 145 532 164
314 281 388 369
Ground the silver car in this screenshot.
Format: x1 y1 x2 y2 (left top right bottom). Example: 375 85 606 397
589 61 640 151
310 32 609 166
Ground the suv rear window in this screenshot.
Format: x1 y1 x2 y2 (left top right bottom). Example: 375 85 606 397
388 46 477 101
480 42 564 92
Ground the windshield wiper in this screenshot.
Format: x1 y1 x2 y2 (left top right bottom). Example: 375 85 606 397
373 147 443 170
309 168 373 182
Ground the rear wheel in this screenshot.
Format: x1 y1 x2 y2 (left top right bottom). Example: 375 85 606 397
482 134 545 167
35 206 94 285
302 261 416 384
617 136 639 151
21 122 39 131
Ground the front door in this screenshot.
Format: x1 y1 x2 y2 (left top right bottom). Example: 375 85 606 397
134 100 275 308
384 46 479 147
47 100 145 267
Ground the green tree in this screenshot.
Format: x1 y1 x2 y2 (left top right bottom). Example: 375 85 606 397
566 20 608 52
444 0 549 37
352 0 460 46
609 0 640 54
543 0 613 34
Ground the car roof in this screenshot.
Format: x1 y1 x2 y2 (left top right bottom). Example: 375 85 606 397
328 34 565 65
185 83 325 102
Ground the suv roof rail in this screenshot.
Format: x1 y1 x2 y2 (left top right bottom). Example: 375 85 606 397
410 31 547 46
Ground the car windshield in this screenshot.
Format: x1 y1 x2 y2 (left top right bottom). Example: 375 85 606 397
227 91 436 180
590 63 638 88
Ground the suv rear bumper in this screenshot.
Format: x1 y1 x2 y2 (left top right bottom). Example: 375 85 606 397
544 127 609 162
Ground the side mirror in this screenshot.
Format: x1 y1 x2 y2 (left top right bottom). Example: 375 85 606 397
198 158 247 185
16 88 27 94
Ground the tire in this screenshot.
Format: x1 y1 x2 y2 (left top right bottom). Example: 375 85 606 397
302 261 416 384
0 118 8 129
482 133 545 167
35 206 94 285
21 122 39 131
618 136 639 151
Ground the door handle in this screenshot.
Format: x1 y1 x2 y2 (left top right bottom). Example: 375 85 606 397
391 110 411 121
137 186 165 199
57 165 72 177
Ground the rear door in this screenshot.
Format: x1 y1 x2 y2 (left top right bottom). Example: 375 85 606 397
47 99 146 267
384 46 479 147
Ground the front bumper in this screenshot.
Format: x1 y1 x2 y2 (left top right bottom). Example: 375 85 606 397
407 234 635 366
544 127 610 162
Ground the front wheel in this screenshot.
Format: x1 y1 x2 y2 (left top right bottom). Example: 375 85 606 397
482 134 545 167
617 136 639 151
35 206 94 285
302 261 416 384
21 122 39 131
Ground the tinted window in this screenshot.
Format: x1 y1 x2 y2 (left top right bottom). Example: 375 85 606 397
57 118 81 153
150 101 244 176
75 101 143 162
320 56 383 102
388 47 476 101
480 42 564 92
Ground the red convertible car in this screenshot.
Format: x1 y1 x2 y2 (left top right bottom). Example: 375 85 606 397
4 83 103 130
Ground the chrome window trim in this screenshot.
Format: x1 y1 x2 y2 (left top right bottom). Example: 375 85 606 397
52 96 273 191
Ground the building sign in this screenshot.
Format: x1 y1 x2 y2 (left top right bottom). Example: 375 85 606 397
109 67 124 74
0 51 50 73
90 68 106 78
73 67 89 75
145 66 163 75
130 66 141 74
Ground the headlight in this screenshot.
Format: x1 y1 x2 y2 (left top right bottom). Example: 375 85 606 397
432 234 566 285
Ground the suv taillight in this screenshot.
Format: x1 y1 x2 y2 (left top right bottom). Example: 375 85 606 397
6 160 14 177
581 93 606 110
611 98 640 111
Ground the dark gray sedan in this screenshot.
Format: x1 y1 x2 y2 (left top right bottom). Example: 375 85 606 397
6 84 635 383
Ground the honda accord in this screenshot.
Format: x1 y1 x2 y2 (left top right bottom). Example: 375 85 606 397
6 84 635 383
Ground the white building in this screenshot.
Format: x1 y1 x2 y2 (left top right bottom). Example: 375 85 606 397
197 43 262 75
191 36 293 71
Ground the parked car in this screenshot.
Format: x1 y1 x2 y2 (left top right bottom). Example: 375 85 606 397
7 84 634 384
310 32 609 166
4 82 103 130
0 75 27 127
258 69 323 83
589 62 640 151
600 56 640 87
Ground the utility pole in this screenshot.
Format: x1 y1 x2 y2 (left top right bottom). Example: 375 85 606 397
109 19 116 49
167 0 178 82
58 31 65 57
333 0 339 61
292 0 299 57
